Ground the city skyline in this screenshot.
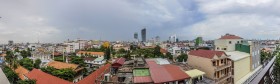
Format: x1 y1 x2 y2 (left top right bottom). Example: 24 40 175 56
1 0 280 44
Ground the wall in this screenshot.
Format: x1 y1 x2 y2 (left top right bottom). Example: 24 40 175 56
215 39 242 52
187 55 215 79
233 56 250 83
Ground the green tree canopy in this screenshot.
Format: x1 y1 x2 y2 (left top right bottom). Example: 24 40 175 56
70 56 86 67
17 80 36 84
19 58 34 70
34 59 41 69
177 54 188 62
3 66 19 83
165 52 173 60
51 68 75 81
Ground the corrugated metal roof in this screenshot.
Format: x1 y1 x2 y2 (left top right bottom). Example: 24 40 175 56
146 60 190 83
134 76 153 83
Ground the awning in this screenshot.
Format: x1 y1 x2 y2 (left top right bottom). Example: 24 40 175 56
185 69 205 78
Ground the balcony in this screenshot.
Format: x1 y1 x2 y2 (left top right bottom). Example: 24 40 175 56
215 74 232 83
215 63 231 71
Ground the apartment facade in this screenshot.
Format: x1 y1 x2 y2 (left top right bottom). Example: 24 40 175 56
188 50 233 84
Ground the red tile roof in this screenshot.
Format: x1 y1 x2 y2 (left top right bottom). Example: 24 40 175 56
146 60 190 83
160 48 168 53
219 34 242 39
15 66 29 80
25 69 72 84
188 50 226 59
112 58 126 68
134 76 153 83
77 64 111 84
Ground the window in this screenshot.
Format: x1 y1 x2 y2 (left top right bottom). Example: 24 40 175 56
223 48 227 50
221 59 224 64
237 41 240 44
213 61 216 66
217 47 220 50
229 41 232 44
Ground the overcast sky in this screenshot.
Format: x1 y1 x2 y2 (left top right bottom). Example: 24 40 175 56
1 0 280 43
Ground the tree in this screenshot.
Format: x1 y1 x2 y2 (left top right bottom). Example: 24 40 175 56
19 58 34 70
3 66 19 83
51 68 75 81
177 54 188 62
41 66 75 81
20 50 28 58
34 59 41 69
15 48 20 52
105 48 111 60
70 56 86 67
273 52 280 83
166 52 173 60
153 45 162 58
260 51 267 64
124 51 131 59
17 80 36 84
41 66 56 74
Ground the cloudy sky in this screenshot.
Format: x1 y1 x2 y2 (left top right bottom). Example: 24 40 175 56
1 0 280 43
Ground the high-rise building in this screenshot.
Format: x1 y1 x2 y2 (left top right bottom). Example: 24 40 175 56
8 40 13 46
169 34 177 43
141 28 146 42
155 36 160 43
134 32 138 40
195 37 203 46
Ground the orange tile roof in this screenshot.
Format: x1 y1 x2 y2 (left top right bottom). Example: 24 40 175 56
0 54 6 57
77 51 104 56
15 66 29 80
25 69 72 84
47 61 78 70
77 64 111 84
160 48 168 53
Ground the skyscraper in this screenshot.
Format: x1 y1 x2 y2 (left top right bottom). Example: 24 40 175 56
141 28 146 42
134 32 138 40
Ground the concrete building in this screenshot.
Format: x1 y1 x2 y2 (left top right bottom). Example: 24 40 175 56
226 51 250 83
214 34 262 83
169 34 177 43
214 34 243 52
141 28 146 42
236 40 261 71
188 50 233 84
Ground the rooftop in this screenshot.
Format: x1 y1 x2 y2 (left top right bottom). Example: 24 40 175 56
47 61 78 70
188 50 226 59
133 68 150 76
134 76 153 83
15 66 29 80
185 69 205 78
219 33 243 39
226 51 250 61
77 51 104 56
77 64 111 84
25 69 72 84
83 57 96 61
146 60 190 83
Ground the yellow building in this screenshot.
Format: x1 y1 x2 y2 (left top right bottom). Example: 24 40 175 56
226 51 250 83
188 50 233 84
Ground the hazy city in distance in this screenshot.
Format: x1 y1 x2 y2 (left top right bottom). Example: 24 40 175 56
0 0 280 84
